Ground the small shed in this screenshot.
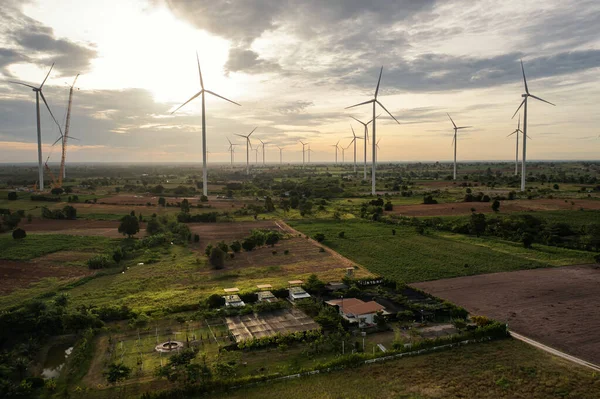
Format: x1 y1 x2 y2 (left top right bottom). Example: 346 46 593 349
326 282 348 292
224 294 245 307
289 286 311 302
257 291 278 302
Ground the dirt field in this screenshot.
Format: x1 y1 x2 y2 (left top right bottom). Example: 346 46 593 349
389 198 600 217
99 194 260 209
226 307 319 342
0 253 92 294
188 221 370 278
413 264 600 365
22 219 127 237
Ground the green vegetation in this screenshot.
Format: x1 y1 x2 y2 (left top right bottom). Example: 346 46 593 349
0 234 116 261
289 219 595 283
209 339 600 399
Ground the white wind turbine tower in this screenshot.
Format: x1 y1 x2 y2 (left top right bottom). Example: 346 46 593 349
253 147 259 164
299 141 307 168
350 114 379 180
341 142 349 163
347 67 400 195
447 113 472 180
375 138 382 162
331 140 340 164
171 52 241 196
276 146 284 164
258 139 269 165
307 145 313 163
9 62 63 191
226 137 238 165
507 115 524 176
512 60 555 191
235 127 257 175
348 126 364 174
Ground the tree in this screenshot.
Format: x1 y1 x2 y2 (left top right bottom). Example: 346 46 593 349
50 187 64 195
146 217 162 235
553 184 560 190
181 199 190 213
384 201 393 211
200 195 208 202
63 205 77 220
118 215 140 238
314 233 325 242
7 191 17 200
304 274 325 294
423 195 437 204
230 240 242 253
492 199 500 212
206 293 225 308
265 231 280 247
105 363 131 385
209 246 225 269
64 186 73 194
264 196 275 212
241 238 256 251
158 197 166 207
12 228 26 239
469 213 487 237
522 232 534 249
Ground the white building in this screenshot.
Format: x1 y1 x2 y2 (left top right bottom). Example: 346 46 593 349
325 298 387 327
289 286 311 302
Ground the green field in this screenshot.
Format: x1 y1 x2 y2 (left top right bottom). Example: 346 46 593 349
210 339 600 399
0 234 116 260
288 219 595 283
427 209 600 228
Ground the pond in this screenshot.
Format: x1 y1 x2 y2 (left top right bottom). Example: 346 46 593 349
41 344 73 379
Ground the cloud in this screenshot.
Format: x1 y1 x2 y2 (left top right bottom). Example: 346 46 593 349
225 48 281 74
0 2 97 77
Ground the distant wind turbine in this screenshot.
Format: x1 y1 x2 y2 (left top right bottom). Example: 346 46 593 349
299 141 307 168
226 137 238 165
512 60 555 191
375 138 381 162
348 126 364 174
346 66 399 195
171 52 241 196
507 115 525 176
9 62 63 191
307 145 313 163
235 127 257 174
331 140 340 164
276 146 284 164
350 114 380 180
447 113 472 180
253 147 259 164
258 139 268 165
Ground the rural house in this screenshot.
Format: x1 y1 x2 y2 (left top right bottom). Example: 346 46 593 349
325 298 388 327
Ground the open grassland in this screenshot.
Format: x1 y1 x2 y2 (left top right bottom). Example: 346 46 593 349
427 209 600 228
0 233 115 260
288 219 595 283
210 339 600 399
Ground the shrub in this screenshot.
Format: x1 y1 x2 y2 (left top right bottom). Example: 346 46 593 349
206 294 225 309
423 195 437 204
209 247 225 269
241 238 256 251
492 199 500 212
63 205 77 220
230 240 241 253
194 234 200 243
87 255 112 269
12 228 26 239
118 215 140 238
314 233 325 242
384 201 393 211
7 191 17 200
471 315 492 327
284 249 289 255
338 231 345 238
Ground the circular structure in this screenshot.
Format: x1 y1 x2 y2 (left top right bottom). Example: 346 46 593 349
155 340 184 353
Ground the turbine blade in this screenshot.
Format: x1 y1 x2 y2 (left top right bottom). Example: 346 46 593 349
205 90 241 106
451 134 455 147
376 100 400 124
8 81 37 89
526 134 533 140
71 74 80 88
51 135 63 146
349 116 367 126
520 59 528 94
40 62 55 89
367 114 381 125
39 91 63 135
227 137 232 145
447 113 457 128
234 134 246 138
351 125 356 137
507 131 517 137
374 66 383 98
518 114 521 130
512 99 525 119
171 90 202 114
196 52 204 89
345 99 374 109
457 126 472 129
248 127 257 137
529 94 555 106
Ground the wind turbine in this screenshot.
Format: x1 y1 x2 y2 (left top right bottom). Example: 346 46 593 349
61 73 79 181
331 140 340 164
307 145 313 163
447 113 472 180
347 125 364 174
253 147 259 164
235 127 257 174
299 141 307 168
342 142 351 163
512 60 555 191
346 67 399 195
507 115 523 176
375 138 382 162
171 52 241 196
350 115 379 180
276 146 284 165
258 139 268 165
9 62 63 191
226 137 238 165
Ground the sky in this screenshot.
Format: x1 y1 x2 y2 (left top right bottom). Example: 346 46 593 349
1 0 599 164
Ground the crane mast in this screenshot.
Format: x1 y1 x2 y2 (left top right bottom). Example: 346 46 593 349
60 74 79 185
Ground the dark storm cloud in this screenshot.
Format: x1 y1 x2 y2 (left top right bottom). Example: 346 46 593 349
0 3 97 77
225 48 281 75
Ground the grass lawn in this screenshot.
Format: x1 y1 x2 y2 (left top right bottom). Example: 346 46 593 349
288 219 595 283
209 339 600 399
0 234 116 260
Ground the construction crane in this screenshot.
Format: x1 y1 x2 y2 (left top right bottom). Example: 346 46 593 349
44 155 60 189
59 74 79 185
